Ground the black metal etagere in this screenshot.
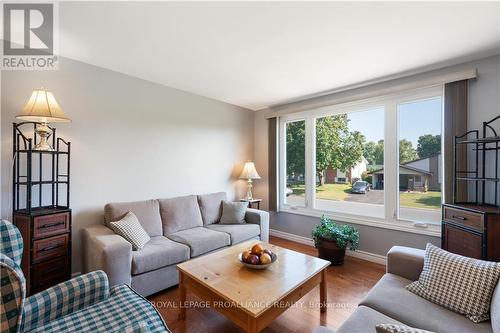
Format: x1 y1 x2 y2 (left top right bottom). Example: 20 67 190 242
454 115 500 209
12 122 71 214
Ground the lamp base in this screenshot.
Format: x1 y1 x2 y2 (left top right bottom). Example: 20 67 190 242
245 179 253 200
33 141 54 151
33 123 54 151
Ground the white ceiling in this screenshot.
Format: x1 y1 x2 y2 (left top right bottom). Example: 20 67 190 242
57 1 500 110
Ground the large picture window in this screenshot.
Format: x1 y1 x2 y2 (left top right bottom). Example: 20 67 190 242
314 108 384 218
279 87 443 233
398 97 443 223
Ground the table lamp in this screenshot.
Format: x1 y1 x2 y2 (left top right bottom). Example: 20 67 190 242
16 88 71 151
239 161 261 200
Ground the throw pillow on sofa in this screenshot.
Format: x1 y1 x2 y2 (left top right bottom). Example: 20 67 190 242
376 324 435 333
406 243 500 323
109 211 151 250
220 201 248 224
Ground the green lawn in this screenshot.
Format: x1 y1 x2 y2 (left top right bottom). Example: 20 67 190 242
290 183 441 210
290 183 351 200
399 191 441 210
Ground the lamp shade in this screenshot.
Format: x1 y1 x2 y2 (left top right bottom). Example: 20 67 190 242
16 88 70 123
239 161 261 179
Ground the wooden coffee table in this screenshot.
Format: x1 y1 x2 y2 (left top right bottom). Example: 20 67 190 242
177 240 330 333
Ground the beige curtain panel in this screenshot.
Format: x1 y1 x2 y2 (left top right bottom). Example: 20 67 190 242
444 80 469 204
268 117 278 211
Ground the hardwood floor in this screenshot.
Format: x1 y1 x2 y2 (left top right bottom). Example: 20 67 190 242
148 236 385 333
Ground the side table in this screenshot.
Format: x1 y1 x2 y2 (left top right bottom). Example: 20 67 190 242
240 198 262 209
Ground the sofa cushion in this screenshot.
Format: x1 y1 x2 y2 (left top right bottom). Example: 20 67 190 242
159 195 204 235
335 305 405 333
206 224 260 244
198 192 227 225
360 273 493 333
132 236 190 275
105 199 162 237
167 227 230 257
406 243 500 323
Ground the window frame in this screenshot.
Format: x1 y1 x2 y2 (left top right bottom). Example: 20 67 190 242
280 118 308 208
278 86 444 236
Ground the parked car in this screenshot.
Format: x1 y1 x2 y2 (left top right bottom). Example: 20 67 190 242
286 186 293 196
351 180 371 194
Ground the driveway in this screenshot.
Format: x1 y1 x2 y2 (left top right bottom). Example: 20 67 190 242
344 189 384 204
287 189 384 206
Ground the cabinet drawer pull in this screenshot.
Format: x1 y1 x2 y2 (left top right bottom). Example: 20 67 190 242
39 244 61 252
452 215 467 221
38 221 65 229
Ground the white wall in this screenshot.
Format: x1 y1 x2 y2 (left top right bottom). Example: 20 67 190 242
255 54 500 255
0 69 2 215
351 158 367 180
406 158 430 172
0 57 255 273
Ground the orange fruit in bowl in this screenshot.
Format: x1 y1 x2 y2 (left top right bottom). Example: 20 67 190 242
251 243 264 255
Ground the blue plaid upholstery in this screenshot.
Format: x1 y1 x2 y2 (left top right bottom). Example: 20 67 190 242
0 220 24 265
1 253 26 333
28 285 169 332
0 220 169 333
21 271 110 332
120 321 152 333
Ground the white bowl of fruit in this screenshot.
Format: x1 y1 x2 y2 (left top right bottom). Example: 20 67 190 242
238 243 277 270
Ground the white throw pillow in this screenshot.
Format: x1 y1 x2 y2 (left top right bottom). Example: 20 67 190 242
219 201 248 224
406 243 500 323
109 211 151 250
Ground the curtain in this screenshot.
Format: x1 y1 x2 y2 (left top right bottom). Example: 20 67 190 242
268 117 278 211
444 80 469 203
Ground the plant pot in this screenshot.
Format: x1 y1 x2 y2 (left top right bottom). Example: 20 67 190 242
317 237 346 265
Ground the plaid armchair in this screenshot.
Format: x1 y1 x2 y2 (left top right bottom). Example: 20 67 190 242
0 220 169 333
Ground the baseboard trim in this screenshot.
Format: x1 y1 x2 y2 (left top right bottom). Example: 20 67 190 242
269 228 387 265
270 229 315 246
347 248 387 266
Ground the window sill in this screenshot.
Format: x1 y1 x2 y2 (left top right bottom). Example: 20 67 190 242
279 207 442 237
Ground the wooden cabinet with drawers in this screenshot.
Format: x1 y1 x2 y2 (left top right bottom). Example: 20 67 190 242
14 208 72 295
442 204 500 261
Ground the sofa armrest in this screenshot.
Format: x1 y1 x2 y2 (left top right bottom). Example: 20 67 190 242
116 321 151 333
82 225 132 286
386 246 425 281
246 208 269 242
21 271 109 332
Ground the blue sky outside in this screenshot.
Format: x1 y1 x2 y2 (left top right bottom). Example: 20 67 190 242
347 97 442 146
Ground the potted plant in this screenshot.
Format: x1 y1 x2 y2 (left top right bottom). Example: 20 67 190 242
312 216 359 265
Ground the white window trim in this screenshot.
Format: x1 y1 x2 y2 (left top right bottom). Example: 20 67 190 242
279 85 444 237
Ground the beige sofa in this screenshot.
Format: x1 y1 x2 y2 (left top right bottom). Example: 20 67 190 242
82 192 269 296
316 246 500 333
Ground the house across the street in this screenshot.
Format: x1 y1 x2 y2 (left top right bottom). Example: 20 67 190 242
325 157 368 184
370 153 441 191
